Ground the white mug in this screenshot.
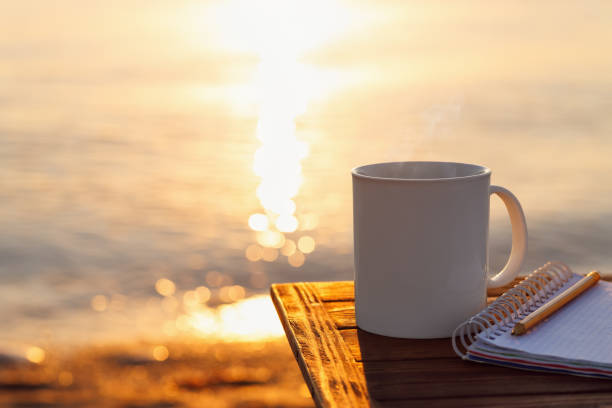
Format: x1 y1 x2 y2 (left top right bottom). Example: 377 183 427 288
352 161 527 338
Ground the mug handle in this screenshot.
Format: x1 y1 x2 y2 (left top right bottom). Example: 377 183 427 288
487 185 528 289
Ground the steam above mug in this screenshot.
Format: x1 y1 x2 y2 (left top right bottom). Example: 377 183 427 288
352 161 527 338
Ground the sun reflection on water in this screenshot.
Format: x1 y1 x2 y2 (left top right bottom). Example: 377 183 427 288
245 7 329 268
252 56 309 229
26 346 46 364
84 277 285 344
187 296 284 342
6 0 372 358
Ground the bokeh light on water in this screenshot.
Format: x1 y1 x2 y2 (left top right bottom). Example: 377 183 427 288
26 346 46 364
245 24 319 269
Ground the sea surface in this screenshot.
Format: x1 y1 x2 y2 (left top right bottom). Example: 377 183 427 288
1 0 612 354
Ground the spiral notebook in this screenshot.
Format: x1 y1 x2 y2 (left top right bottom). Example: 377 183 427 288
452 261 612 379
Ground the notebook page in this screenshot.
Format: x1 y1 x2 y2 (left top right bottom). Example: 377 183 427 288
478 277 612 365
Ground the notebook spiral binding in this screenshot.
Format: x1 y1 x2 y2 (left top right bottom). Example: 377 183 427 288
452 261 574 359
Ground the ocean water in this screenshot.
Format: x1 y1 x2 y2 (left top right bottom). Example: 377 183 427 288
1 0 612 350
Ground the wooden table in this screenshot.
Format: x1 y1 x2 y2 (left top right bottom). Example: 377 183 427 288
271 280 612 408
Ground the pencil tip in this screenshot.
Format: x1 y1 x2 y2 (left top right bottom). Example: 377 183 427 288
512 323 526 336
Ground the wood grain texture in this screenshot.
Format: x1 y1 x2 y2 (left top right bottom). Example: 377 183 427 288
270 283 370 408
316 281 355 302
271 279 612 408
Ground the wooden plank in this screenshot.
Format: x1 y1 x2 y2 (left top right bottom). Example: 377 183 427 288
359 358 612 400
270 283 370 408
486 277 526 296
378 392 612 408
273 278 612 407
315 281 354 302
323 301 355 329
339 329 455 362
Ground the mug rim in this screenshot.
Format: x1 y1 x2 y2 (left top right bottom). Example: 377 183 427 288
351 161 491 183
